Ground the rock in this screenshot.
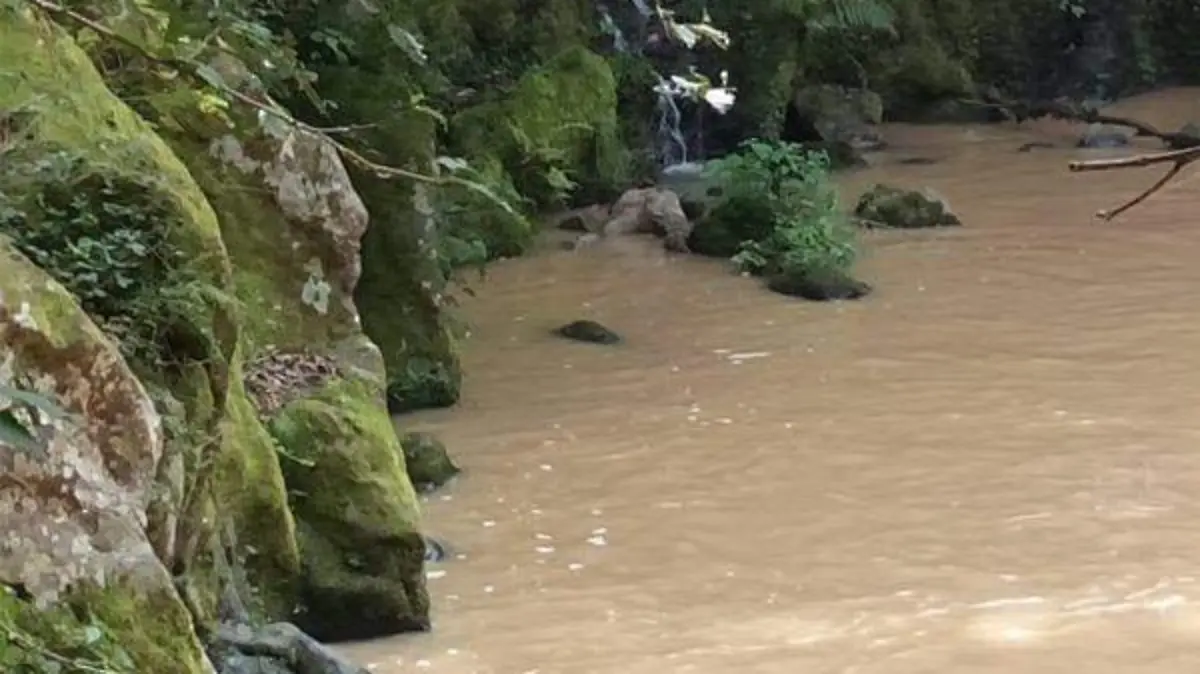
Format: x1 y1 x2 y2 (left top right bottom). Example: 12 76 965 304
554 320 622 345
898 156 939 165
604 187 693 252
0 243 212 672
1018 141 1056 152
208 622 370 674
792 85 886 154
560 232 603 251
423 536 450 563
1077 123 1129 148
400 431 460 492
268 379 429 643
853 184 963 229
554 204 609 233
766 267 872 301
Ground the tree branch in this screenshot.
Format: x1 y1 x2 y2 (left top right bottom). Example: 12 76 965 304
1069 146 1200 220
25 0 514 214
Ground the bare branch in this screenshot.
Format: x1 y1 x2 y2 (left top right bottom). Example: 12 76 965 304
1068 146 1200 220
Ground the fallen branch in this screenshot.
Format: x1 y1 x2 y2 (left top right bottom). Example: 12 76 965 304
967 92 1200 149
25 0 515 214
1069 145 1200 220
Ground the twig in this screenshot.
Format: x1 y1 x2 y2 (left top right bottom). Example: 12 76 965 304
25 0 514 214
1069 146 1200 220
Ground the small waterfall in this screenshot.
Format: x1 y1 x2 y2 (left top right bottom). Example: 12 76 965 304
596 0 732 171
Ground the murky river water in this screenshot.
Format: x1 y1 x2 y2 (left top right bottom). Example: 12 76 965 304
345 89 1200 672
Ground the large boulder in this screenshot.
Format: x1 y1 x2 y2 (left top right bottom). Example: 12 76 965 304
148 55 433 640
791 85 886 156
0 241 211 673
604 187 693 251
269 379 428 642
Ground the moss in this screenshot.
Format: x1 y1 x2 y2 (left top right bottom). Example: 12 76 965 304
0 581 208 674
400 431 460 491
212 367 302 619
451 45 624 209
267 377 428 642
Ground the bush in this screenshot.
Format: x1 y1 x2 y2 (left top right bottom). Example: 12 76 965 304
699 139 858 282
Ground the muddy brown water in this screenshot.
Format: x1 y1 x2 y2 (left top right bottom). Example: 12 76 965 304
343 88 1200 672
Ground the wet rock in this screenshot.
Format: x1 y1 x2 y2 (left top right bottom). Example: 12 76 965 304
423 536 449 563
400 431 460 492
767 267 872 302
554 204 609 233
1077 123 1129 148
554 320 622 345
208 622 370 674
559 232 602 251
792 85 886 154
270 379 429 643
1018 141 1056 152
604 186 693 252
853 184 962 229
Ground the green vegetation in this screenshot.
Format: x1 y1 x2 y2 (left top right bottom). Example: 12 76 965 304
693 140 857 282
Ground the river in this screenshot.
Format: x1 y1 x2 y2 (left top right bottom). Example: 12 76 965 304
344 88 1200 673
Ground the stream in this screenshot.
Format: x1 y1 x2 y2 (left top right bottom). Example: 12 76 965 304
345 87 1200 673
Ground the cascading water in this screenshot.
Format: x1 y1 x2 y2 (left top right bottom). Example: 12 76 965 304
596 0 734 173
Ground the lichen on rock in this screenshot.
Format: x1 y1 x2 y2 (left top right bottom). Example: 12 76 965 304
0 241 211 673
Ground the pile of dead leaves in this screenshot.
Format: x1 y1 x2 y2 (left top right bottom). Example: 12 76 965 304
243 347 341 420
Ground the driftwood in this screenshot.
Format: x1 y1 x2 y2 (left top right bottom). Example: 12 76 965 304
964 92 1200 220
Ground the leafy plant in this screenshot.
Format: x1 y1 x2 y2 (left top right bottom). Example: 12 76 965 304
0 149 205 370
703 139 857 279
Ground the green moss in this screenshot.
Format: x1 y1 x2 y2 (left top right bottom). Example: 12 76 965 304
268 377 428 641
451 45 624 209
213 367 302 619
0 580 209 674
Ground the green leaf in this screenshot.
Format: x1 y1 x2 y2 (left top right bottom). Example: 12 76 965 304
193 64 226 90
0 385 67 420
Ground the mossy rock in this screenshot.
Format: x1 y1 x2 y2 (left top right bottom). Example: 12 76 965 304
400 431 461 492
853 184 963 229
766 267 872 302
268 378 428 642
451 45 625 209
0 580 210 674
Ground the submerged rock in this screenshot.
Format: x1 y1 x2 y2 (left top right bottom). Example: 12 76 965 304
423 536 450 563
1077 123 1129 148
854 184 962 229
401 431 460 492
767 267 872 301
554 320 622 345
1018 141 1056 152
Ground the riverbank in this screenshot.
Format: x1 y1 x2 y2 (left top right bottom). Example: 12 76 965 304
342 90 1200 672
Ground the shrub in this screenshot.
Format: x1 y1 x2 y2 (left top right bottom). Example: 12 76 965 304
699 139 858 282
